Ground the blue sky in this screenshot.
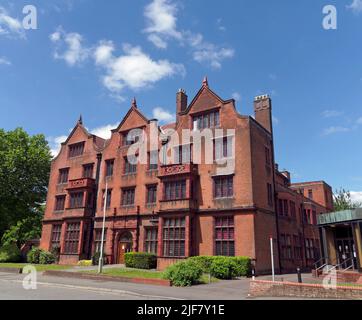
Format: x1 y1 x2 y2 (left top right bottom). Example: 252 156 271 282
0 0 362 199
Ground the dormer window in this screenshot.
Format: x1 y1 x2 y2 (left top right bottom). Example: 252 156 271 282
68 142 85 158
193 110 220 130
122 129 143 146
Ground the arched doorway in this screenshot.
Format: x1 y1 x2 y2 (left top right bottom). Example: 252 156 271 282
117 231 133 264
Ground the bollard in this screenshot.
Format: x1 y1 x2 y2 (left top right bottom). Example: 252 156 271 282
252 268 255 281
297 267 302 283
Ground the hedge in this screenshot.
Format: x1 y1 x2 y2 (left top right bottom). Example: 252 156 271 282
27 248 56 265
188 256 251 279
124 252 157 270
163 260 203 287
0 243 21 263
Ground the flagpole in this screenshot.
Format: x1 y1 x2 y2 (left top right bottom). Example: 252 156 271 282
98 180 108 274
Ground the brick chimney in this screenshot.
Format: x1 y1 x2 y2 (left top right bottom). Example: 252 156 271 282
176 88 188 124
254 94 273 134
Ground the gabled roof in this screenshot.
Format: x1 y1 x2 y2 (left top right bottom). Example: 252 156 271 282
181 77 235 115
112 98 149 133
61 116 93 146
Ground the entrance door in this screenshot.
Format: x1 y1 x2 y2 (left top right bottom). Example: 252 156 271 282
336 239 355 268
117 232 133 264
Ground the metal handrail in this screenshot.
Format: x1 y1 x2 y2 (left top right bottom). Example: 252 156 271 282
314 257 327 270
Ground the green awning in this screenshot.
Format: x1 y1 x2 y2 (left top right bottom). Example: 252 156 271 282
318 209 362 225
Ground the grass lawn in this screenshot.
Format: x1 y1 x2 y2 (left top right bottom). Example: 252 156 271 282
85 267 219 284
86 267 164 279
0 263 72 272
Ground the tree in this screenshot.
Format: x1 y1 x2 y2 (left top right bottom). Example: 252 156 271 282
333 188 362 211
0 128 51 243
1 206 44 247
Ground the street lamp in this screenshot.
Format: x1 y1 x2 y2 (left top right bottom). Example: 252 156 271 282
98 179 108 274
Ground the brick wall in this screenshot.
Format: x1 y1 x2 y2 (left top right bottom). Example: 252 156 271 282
250 280 362 299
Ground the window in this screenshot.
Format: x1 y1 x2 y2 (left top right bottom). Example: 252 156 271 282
144 228 158 254
214 137 232 160
102 189 112 209
64 223 80 254
58 168 69 184
215 216 235 256
68 142 85 158
193 110 220 130
214 176 233 199
267 183 273 206
290 201 296 219
55 195 66 211
122 188 135 206
164 180 187 201
280 234 293 260
283 199 289 216
83 164 94 178
51 225 62 249
286 235 293 259
312 210 317 225
265 147 271 165
149 151 158 170
122 130 142 146
146 185 157 204
124 157 137 174
69 192 84 209
293 235 303 260
105 159 114 177
94 229 107 253
174 145 192 164
306 239 315 260
278 199 284 216
163 218 185 257
308 189 313 200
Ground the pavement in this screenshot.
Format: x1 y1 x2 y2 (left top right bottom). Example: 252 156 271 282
0 270 320 300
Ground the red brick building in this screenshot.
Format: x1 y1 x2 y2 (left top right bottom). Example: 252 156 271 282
40 78 333 274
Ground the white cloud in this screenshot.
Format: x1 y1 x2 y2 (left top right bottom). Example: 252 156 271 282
232 92 241 101
143 0 234 68
347 0 362 14
144 0 182 49
0 6 24 38
322 110 343 118
216 18 226 32
350 191 362 204
0 56 11 65
269 73 277 81
94 42 185 97
152 107 175 123
50 27 90 66
272 116 280 125
323 126 350 135
356 117 362 125
90 123 117 139
193 42 234 69
48 135 68 157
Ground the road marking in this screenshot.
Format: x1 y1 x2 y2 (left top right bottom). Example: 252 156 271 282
0 277 184 300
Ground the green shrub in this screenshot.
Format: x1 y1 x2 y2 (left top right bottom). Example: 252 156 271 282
124 252 157 270
27 247 42 264
51 246 60 263
0 243 21 263
210 256 239 280
39 251 56 265
232 257 252 277
92 252 107 266
188 256 214 273
163 260 203 287
78 260 93 267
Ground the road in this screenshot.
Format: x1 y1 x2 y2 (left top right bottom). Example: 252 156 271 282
0 271 253 300
0 271 320 300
